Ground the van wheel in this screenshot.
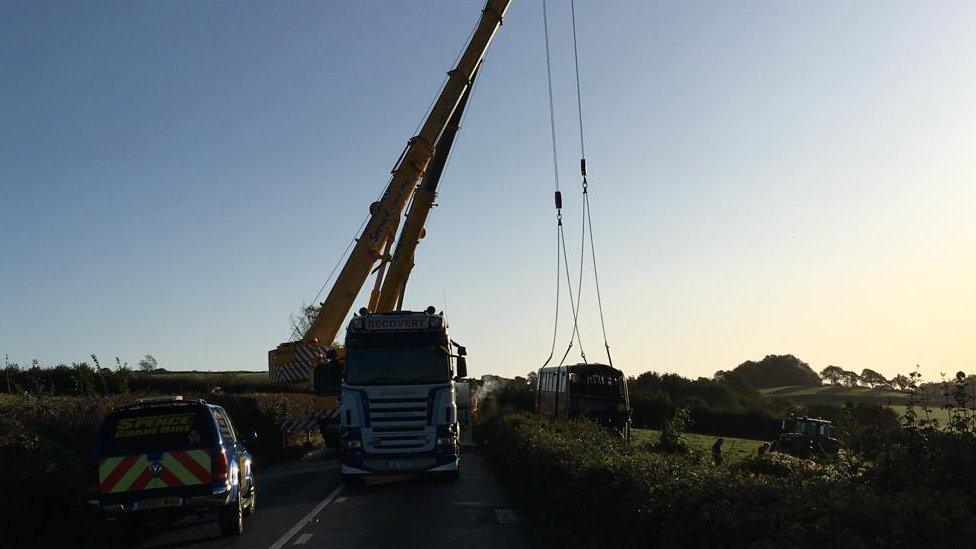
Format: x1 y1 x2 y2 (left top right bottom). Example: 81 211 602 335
243 484 256 517
217 489 244 536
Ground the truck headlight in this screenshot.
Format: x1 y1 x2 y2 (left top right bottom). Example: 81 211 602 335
342 440 362 449
436 436 456 446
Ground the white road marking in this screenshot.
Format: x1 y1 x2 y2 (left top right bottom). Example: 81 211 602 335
269 484 344 549
455 501 486 507
335 496 347 504
494 508 520 523
293 533 314 545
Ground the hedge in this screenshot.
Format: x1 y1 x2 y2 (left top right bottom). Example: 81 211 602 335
480 412 976 548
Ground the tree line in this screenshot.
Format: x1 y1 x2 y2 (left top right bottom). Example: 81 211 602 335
818 365 910 390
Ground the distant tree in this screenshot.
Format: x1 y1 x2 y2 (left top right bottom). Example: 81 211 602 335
72 361 97 395
841 370 863 388
91 354 109 393
526 371 538 387
712 370 734 383
138 354 158 372
891 374 910 391
115 356 131 372
820 366 846 385
729 354 821 388
860 368 888 388
290 302 322 340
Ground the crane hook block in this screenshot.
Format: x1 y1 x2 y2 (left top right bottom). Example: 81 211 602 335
580 158 587 177
554 191 562 210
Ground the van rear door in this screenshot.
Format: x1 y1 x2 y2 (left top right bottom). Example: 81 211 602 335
94 406 216 494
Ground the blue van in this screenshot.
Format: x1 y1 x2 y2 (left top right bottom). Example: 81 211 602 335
87 396 256 536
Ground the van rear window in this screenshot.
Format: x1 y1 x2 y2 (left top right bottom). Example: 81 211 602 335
96 406 215 454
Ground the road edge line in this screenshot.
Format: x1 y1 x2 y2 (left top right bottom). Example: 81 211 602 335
269 483 344 549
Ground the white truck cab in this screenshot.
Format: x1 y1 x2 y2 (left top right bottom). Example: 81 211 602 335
338 308 466 480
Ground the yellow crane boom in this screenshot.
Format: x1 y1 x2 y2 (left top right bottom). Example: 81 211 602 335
374 66 480 312
270 0 512 384
304 0 510 347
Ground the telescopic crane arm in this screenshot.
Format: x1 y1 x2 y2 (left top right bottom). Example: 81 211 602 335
301 0 511 348
374 66 480 312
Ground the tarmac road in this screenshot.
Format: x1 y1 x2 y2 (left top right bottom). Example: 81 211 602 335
133 449 530 549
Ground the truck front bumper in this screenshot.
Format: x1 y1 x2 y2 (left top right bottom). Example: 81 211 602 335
341 450 458 475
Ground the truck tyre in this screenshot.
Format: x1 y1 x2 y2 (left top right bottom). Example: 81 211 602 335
217 489 244 536
341 473 362 486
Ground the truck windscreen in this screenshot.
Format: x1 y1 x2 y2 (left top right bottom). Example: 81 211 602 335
346 345 450 385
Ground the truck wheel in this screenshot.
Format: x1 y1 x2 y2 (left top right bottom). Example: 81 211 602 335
217 489 244 536
341 474 362 486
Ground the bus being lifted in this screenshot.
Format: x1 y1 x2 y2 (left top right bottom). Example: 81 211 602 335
537 363 631 439
338 307 467 480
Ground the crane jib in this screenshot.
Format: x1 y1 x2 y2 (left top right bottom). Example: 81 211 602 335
269 0 513 383
373 65 480 312
301 0 511 346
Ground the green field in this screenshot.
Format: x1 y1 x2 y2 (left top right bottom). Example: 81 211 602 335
889 404 953 426
632 429 765 462
761 384 906 400
760 385 963 429
760 384 909 407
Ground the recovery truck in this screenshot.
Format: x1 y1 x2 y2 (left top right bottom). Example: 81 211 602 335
338 307 467 479
266 0 512 470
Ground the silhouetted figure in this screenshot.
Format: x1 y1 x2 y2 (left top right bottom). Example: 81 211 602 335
712 437 724 464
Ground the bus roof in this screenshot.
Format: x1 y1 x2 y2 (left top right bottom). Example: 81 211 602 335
539 363 623 376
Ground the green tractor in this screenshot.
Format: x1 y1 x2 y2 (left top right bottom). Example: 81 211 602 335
770 417 840 458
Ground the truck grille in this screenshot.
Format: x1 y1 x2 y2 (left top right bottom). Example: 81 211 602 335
365 397 431 453
367 397 428 428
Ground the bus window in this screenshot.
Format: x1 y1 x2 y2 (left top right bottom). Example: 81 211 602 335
573 373 624 399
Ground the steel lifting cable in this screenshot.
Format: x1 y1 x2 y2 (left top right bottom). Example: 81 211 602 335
541 0 585 374
540 223 561 369
570 0 614 367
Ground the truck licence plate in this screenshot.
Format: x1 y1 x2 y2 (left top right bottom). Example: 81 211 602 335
138 496 182 510
388 459 415 471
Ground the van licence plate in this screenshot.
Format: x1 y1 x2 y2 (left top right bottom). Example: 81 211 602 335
138 496 182 510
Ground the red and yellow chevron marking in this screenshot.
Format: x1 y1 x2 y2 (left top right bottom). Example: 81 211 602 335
99 450 212 493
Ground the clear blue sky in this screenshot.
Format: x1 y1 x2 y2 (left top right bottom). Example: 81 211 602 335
2 1 973 381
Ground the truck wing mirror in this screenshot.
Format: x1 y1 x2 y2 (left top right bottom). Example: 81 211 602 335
458 346 467 357
456 356 468 379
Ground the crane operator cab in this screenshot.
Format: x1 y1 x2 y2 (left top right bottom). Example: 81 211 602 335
312 348 343 397
338 306 467 481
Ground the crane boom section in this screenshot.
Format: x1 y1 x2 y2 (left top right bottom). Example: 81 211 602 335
302 0 511 347
375 68 479 311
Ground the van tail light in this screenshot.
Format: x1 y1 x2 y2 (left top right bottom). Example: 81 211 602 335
212 448 229 483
